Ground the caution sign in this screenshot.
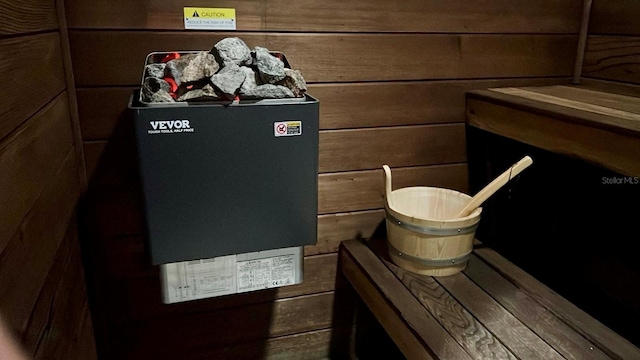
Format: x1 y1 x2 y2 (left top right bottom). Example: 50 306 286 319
183 7 236 30
274 121 302 137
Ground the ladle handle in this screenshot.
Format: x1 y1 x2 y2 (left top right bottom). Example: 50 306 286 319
456 156 533 218
383 165 393 208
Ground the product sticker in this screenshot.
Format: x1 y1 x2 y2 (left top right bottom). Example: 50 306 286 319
274 121 302 137
184 7 236 30
161 255 236 303
236 255 296 292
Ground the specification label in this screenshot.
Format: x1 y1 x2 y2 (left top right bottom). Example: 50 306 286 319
237 255 296 292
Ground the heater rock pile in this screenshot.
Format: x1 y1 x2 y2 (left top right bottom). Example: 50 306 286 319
142 37 307 103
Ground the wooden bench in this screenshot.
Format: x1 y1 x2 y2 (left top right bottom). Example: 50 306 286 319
465 84 640 177
340 231 640 359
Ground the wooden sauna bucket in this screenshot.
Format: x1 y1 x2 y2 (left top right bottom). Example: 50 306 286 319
383 165 482 276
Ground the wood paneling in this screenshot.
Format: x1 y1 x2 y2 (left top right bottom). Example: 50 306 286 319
319 124 466 173
0 0 58 35
24 225 96 360
105 291 356 359
76 78 569 141
68 1 581 357
319 164 468 214
69 32 577 86
313 210 385 256
0 33 66 140
583 35 640 85
65 0 581 33
590 0 640 36
0 93 74 252
0 2 95 357
189 326 353 360
314 78 570 130
0 149 80 333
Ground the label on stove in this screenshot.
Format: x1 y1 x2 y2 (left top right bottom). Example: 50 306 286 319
274 121 302 137
184 7 236 30
147 120 194 135
236 254 296 292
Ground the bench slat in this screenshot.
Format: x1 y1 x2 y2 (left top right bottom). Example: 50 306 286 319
463 255 611 360
473 245 640 360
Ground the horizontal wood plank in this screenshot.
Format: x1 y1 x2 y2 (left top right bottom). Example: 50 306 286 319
0 93 74 253
314 78 570 131
319 124 466 173
312 210 385 256
0 32 66 140
319 164 468 214
76 78 570 141
590 0 640 35
188 326 353 360
69 32 577 86
463 256 611 360
522 85 640 115
0 149 80 333
580 78 640 98
65 0 581 33
0 0 59 35
466 96 640 176
106 291 356 358
583 35 640 85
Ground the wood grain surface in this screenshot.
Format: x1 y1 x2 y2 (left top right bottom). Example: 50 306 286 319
0 0 58 35
0 33 66 141
341 240 471 360
466 95 640 176
0 150 79 333
104 291 356 358
319 164 468 214
464 255 610 360
0 93 74 253
392 269 517 359
590 0 640 36
319 124 466 173
64 0 582 33
473 245 640 360
583 35 640 85
76 78 570 141
69 32 577 86
342 236 640 359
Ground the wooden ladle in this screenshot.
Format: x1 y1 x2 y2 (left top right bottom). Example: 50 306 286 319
455 156 533 218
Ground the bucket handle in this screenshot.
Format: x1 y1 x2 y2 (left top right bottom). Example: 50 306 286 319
383 165 393 208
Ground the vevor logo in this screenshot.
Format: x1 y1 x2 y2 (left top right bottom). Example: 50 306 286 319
148 120 194 134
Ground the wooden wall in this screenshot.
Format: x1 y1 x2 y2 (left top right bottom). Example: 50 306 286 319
0 0 96 358
583 1 640 85
64 1 581 358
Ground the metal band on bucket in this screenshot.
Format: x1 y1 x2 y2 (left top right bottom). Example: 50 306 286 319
385 212 479 236
387 242 472 267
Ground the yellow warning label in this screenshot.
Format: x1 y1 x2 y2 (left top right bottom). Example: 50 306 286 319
183 8 236 30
